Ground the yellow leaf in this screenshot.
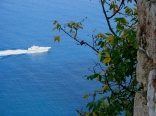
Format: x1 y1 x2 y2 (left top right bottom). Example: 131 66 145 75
103 58 111 63
106 36 114 41
73 34 76 39
101 100 106 106
54 36 60 42
96 75 100 81
77 24 83 29
99 33 105 37
67 21 73 28
104 42 106 48
83 94 88 99
99 70 106 75
67 23 72 28
122 28 126 31
102 86 108 91
98 51 102 54
52 26 57 31
134 8 138 14
115 5 118 9
103 54 111 63
113 9 117 14
86 114 90 116
53 20 57 25
93 112 97 116
121 34 128 38
131 26 136 30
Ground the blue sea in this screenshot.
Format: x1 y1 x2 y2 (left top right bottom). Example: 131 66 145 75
0 0 107 115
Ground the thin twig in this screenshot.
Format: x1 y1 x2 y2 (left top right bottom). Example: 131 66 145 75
100 0 116 36
60 27 99 53
108 0 125 19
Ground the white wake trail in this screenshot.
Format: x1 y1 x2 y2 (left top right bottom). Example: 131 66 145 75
0 50 28 56
0 46 51 56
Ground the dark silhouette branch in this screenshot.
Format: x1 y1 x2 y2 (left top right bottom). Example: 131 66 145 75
60 26 99 53
108 0 125 19
100 0 116 36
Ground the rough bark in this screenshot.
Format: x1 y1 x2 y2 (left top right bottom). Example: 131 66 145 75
133 92 149 116
134 0 156 115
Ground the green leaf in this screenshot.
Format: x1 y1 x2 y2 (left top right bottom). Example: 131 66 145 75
83 94 89 99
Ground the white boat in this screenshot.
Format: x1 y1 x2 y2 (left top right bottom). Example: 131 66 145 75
28 45 51 52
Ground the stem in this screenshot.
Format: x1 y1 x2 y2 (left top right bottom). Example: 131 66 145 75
60 27 99 53
100 0 116 36
108 0 125 19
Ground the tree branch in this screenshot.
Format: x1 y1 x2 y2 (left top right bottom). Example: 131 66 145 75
60 27 99 53
108 0 125 19
100 0 116 36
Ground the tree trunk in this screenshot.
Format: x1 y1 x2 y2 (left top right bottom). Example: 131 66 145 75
134 0 156 115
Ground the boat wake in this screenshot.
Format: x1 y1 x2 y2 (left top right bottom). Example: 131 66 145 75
0 46 51 57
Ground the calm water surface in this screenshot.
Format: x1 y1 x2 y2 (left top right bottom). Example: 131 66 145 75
0 0 107 115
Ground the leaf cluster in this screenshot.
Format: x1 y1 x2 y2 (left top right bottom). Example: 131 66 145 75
82 0 139 116
52 0 140 116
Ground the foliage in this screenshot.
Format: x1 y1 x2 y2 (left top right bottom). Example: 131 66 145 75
53 0 139 115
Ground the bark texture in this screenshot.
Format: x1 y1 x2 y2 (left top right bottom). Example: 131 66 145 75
134 0 156 115
133 92 149 116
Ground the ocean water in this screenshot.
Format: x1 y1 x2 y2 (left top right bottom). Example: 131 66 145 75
0 0 107 116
